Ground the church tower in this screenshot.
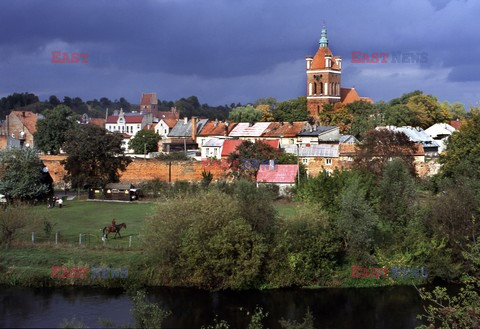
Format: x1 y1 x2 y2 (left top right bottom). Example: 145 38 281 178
306 24 342 119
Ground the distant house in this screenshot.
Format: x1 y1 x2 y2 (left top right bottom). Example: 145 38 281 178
105 109 151 136
339 134 358 144
221 139 245 159
449 119 463 130
381 126 440 157
256 164 298 196
284 144 340 176
297 126 340 145
155 109 180 137
260 121 308 147
140 92 158 117
425 123 457 153
0 110 40 148
228 122 271 142
196 120 237 146
163 117 208 153
201 138 224 159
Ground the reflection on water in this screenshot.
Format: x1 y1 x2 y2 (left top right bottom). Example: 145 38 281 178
0 285 425 328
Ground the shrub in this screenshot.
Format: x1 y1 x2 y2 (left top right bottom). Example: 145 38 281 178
143 190 269 290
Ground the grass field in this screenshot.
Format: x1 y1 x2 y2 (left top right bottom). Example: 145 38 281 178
22 200 156 248
1 198 300 287
20 199 299 247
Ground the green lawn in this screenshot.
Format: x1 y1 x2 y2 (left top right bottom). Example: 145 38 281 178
25 200 156 248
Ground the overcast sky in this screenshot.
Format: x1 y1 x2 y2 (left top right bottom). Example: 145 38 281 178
0 0 479 107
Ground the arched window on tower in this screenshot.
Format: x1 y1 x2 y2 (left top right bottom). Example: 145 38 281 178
319 82 323 95
308 82 313 96
313 82 317 95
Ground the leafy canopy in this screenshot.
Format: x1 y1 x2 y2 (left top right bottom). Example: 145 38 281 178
34 105 77 154
62 124 131 188
0 147 52 200
129 130 161 154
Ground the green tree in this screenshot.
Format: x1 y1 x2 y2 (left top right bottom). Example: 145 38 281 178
378 158 416 232
337 176 378 264
0 147 52 200
346 101 379 139
62 125 131 188
228 105 262 122
274 97 309 122
406 94 450 128
128 130 161 154
440 111 480 179
257 104 275 122
143 189 268 290
34 105 77 154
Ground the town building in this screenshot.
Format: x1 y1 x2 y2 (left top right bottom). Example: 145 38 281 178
306 25 372 119
139 92 158 117
0 110 40 148
164 117 208 153
425 123 457 153
256 164 299 196
196 120 237 146
105 109 152 136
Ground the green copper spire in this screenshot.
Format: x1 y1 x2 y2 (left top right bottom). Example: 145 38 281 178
319 23 328 48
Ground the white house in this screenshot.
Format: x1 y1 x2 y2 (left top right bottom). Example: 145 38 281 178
425 123 457 153
201 138 224 159
105 109 151 136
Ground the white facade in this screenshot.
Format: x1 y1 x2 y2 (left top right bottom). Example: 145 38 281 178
105 109 150 136
155 120 171 137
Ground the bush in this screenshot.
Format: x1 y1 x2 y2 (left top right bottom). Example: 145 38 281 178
266 206 340 287
143 190 269 290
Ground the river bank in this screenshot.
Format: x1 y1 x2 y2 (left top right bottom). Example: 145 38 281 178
0 245 430 290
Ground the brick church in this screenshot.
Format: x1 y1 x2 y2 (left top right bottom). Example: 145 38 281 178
306 25 372 119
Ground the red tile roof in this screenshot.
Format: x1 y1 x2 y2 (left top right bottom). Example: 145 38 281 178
340 88 361 104
106 115 144 124
12 111 38 134
262 121 308 137
221 140 245 157
257 139 280 149
449 120 463 130
161 118 178 129
140 92 158 106
339 144 357 156
256 164 298 184
311 47 341 70
199 121 238 136
89 118 105 127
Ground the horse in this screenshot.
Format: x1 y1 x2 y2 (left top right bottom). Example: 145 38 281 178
102 223 127 240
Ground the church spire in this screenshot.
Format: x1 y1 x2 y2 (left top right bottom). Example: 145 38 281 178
319 23 328 48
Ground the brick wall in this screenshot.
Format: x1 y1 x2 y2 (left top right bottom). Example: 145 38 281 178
40 156 229 187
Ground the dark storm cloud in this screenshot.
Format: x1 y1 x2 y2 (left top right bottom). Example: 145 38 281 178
0 0 479 105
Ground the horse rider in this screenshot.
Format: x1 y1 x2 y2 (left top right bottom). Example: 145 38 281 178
111 218 117 232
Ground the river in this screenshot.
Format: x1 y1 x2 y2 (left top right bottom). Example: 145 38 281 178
0 285 426 328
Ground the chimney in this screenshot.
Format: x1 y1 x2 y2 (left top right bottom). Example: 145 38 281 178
224 121 229 136
214 118 218 127
22 111 26 118
184 117 188 124
191 116 198 140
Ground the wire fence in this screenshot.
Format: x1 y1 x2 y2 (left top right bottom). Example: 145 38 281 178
16 231 141 249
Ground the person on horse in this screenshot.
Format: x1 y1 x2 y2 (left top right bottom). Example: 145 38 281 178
111 218 117 232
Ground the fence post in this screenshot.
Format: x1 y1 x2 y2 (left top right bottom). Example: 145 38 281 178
32 232 34 244
55 232 58 245
79 234 82 245
129 236 132 248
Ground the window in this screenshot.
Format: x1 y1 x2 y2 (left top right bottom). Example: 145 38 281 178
213 148 217 156
325 158 332 166
347 156 353 162
302 158 309 164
